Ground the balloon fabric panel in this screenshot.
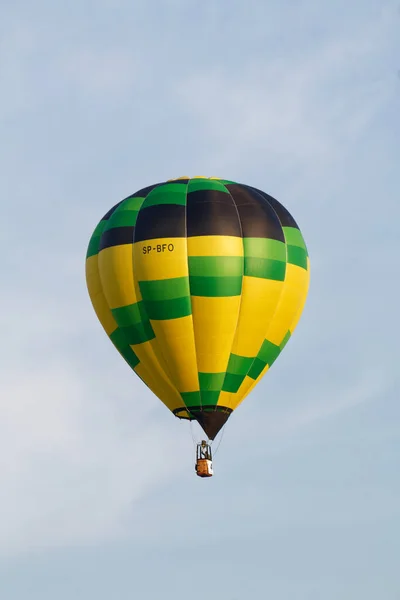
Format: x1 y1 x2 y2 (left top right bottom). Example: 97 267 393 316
85 177 310 439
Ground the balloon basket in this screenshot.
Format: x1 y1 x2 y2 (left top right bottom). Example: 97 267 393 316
195 441 213 477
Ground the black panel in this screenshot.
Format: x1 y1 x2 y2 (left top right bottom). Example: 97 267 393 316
247 185 299 229
134 204 186 242
99 226 134 250
226 184 285 241
182 407 232 440
186 190 242 237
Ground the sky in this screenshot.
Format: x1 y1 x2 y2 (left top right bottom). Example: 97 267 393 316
0 0 399 598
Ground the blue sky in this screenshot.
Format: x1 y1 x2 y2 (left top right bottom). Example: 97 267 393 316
1 0 399 598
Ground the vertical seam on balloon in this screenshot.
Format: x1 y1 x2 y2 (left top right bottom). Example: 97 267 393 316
185 179 202 414
249 187 299 340
221 182 244 412
236 186 289 406
128 186 184 398
88 218 143 375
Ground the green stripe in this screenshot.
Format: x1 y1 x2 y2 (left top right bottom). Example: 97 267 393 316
182 390 224 406
104 209 139 229
109 328 127 347
86 221 107 258
188 256 243 278
218 179 236 185
222 373 245 393
246 337 285 381
92 220 107 236
200 391 221 405
112 301 148 327
109 328 140 368
244 257 286 280
198 372 226 390
120 196 147 211
283 226 307 250
280 330 291 349
145 296 191 320
248 357 266 380
287 245 308 269
258 339 281 364
187 179 230 193
189 276 243 297
118 323 155 345
111 304 155 344
227 353 254 376
104 195 147 231
243 238 287 261
181 391 201 407
139 277 190 302
119 346 140 369
142 183 188 207
86 235 101 258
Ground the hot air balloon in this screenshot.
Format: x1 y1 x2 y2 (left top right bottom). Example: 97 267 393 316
85 177 310 477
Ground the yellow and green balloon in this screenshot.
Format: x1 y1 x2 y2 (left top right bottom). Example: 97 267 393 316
85 177 310 439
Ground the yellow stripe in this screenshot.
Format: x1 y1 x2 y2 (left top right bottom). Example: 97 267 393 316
218 390 237 409
231 276 284 357
187 234 243 374
98 245 140 309
131 339 177 393
86 256 118 336
191 296 241 373
219 276 283 411
89 291 119 336
86 272 183 410
133 360 184 412
187 235 243 257
234 367 270 409
86 254 100 283
289 260 310 333
226 264 310 412
265 263 308 345
97 243 182 402
133 238 188 281
150 316 199 392
134 235 199 393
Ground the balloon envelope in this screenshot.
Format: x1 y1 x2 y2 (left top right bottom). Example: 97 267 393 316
85 177 310 438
